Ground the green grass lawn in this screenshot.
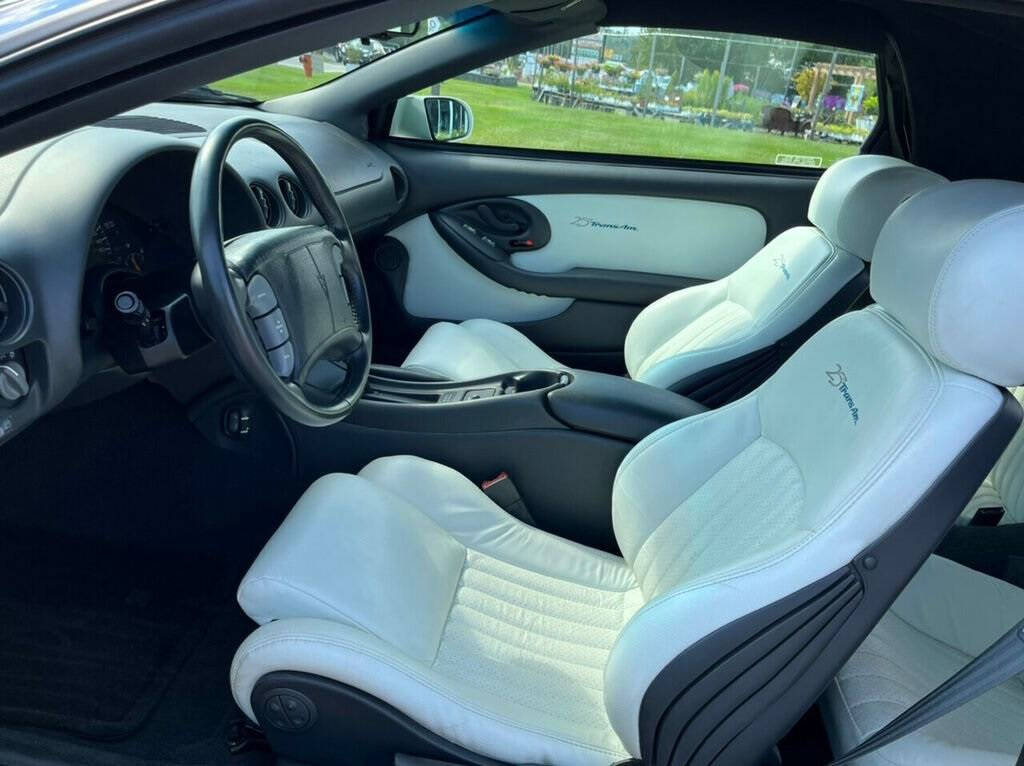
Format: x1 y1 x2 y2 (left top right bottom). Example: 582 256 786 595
210 64 337 101
434 79 859 167
212 67 859 167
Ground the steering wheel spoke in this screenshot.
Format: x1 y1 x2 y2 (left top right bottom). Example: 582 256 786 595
189 117 372 427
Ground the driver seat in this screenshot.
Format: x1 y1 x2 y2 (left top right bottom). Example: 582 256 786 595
231 181 1024 766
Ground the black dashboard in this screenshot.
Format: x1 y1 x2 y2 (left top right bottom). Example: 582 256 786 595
0 102 409 448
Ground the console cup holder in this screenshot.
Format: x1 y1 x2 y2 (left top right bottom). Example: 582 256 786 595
362 366 569 405
510 370 566 393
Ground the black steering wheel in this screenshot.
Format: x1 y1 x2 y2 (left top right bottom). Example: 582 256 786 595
189 116 372 427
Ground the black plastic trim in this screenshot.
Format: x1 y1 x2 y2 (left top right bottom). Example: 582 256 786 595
388 137 828 181
547 369 707 443
638 388 1023 766
251 672 508 766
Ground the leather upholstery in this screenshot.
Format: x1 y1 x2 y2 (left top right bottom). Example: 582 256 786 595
233 457 641 766
235 180 1024 765
621 225 862 388
822 555 1024 765
235 302 1003 763
807 154 945 261
871 180 1024 386
401 156 945 389
402 317 564 381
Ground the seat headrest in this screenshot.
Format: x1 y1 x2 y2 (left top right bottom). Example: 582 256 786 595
807 155 946 261
871 179 1024 386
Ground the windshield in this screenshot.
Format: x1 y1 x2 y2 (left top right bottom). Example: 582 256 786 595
189 8 488 103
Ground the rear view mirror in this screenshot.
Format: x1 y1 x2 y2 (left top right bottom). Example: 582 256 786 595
391 96 474 142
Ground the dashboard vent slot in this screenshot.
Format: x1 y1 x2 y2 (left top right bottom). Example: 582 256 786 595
0 264 30 345
250 183 280 227
95 116 206 135
278 177 308 218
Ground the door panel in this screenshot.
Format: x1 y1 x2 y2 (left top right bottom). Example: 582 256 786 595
430 202 701 304
373 143 818 370
387 215 573 322
509 194 766 280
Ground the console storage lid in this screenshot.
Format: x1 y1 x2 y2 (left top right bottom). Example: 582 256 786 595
546 370 707 443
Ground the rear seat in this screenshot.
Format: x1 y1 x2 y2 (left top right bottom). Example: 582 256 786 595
960 386 1024 525
821 390 1024 764
821 555 1024 764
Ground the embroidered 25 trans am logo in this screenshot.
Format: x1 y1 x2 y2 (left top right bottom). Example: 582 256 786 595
569 216 638 232
826 364 860 424
773 254 791 280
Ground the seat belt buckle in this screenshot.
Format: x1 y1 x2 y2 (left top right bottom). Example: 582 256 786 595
481 471 535 525
970 506 1005 526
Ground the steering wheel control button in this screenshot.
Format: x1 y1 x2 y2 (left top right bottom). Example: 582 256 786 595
267 342 295 378
254 309 289 349
246 275 278 318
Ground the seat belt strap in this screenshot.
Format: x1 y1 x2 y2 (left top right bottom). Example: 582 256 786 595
831 617 1024 765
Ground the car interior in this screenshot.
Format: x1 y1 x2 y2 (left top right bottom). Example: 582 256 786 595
0 0 1023 765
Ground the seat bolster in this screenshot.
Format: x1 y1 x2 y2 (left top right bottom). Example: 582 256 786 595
623 281 727 381
361 455 637 591
402 319 562 382
231 618 631 766
237 474 466 662
625 228 864 390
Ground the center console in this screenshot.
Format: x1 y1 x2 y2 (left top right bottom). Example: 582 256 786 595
356 364 706 441
284 364 708 552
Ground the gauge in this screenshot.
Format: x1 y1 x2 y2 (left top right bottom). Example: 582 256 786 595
89 208 146 273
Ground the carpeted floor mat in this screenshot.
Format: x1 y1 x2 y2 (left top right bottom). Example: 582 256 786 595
0 524 222 740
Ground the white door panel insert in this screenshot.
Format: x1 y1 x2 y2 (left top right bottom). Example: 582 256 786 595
510 194 767 280
388 215 573 322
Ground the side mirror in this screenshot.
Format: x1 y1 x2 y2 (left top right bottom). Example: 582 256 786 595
391 95 474 142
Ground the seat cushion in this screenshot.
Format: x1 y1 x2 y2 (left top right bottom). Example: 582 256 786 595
232 455 641 766
402 318 564 381
821 555 1024 765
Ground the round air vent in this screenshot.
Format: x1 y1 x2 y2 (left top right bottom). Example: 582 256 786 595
0 265 30 344
278 177 308 218
250 183 280 227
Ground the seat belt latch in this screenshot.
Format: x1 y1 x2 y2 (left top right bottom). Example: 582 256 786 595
970 506 1006 526
481 472 535 525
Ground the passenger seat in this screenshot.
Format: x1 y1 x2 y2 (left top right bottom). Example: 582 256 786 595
402 155 946 402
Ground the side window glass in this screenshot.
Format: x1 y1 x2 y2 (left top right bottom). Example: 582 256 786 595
393 28 878 168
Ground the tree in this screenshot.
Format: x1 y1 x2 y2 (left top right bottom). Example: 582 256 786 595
794 67 815 104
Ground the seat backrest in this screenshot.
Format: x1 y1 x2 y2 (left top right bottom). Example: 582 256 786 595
606 180 1024 766
623 155 946 396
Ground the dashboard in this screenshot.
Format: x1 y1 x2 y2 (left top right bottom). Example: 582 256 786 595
0 102 410 447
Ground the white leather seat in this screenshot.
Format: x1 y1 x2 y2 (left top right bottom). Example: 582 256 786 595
402 155 946 391
232 180 1024 766
822 555 1024 765
960 386 1024 524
